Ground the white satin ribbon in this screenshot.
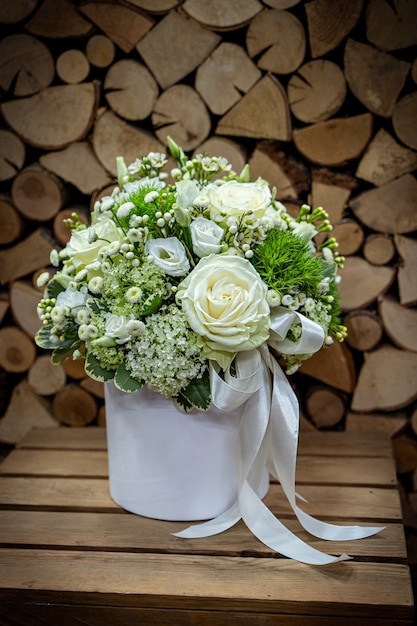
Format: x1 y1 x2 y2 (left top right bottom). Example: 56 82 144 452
174 308 384 565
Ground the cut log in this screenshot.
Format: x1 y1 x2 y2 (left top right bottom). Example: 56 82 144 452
344 310 383 351
62 358 87 381
0 293 9 325
97 404 106 427
0 0 38 24
80 377 105 399
392 437 417 474
344 39 410 118
293 113 373 166
195 43 261 115
305 385 347 428
346 411 408 438
93 111 166 177
366 0 417 51
124 0 181 12
24 0 94 38
298 340 356 393
379 295 417 352
216 74 292 141
79 2 154 53
182 0 263 29
356 129 417 187
0 228 54 286
56 49 90 85
363 233 396 265
412 58 417 84
0 130 25 182
0 327 36 373
104 60 159 121
305 0 363 58
137 11 220 89
193 137 247 176
12 164 66 221
394 234 417 306
0 34 54 96
248 141 309 200
331 219 364 256
1 83 99 150
40 142 112 195
392 92 417 151
351 345 417 412
411 408 417 438
28 356 66 396
310 168 357 226
0 197 24 245
287 60 346 124
152 85 211 151
343 258 398 314
9 280 43 338
338 256 395 312
86 35 115 68
263 0 301 7
52 385 97 426
0 380 57 445
53 207 89 246
246 9 306 74
350 174 417 234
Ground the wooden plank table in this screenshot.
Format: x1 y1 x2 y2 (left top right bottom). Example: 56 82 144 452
0 427 413 625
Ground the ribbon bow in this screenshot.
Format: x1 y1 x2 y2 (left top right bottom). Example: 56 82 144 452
174 308 384 565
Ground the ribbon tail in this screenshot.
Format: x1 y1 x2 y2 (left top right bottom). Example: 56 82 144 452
240 481 351 565
173 502 241 539
266 353 385 542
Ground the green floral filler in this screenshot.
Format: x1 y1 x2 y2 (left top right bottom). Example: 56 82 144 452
35 137 346 411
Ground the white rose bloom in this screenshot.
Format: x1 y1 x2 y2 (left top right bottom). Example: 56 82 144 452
206 179 272 220
62 219 124 269
175 179 200 209
190 217 224 258
145 237 190 276
176 254 270 367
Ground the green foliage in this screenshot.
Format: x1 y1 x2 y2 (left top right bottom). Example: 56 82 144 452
175 368 211 412
85 353 115 382
114 362 143 393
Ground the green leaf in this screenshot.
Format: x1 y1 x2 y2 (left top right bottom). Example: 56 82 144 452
174 393 194 413
141 295 163 317
46 277 67 299
114 362 142 393
181 369 211 410
51 342 82 364
35 325 58 350
85 353 115 382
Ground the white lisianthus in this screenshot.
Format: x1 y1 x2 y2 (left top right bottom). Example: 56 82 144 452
62 219 124 269
175 179 200 209
176 254 270 368
56 287 88 315
190 217 224 258
206 179 272 220
105 314 133 344
145 237 190 276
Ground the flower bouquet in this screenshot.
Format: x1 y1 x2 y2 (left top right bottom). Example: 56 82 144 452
35 138 382 564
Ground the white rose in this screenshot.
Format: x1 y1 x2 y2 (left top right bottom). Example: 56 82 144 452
62 219 124 269
206 179 272 220
190 217 224 258
105 314 132 345
176 254 270 367
145 237 190 277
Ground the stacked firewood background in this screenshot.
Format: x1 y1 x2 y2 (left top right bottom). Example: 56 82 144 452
0 0 416 521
